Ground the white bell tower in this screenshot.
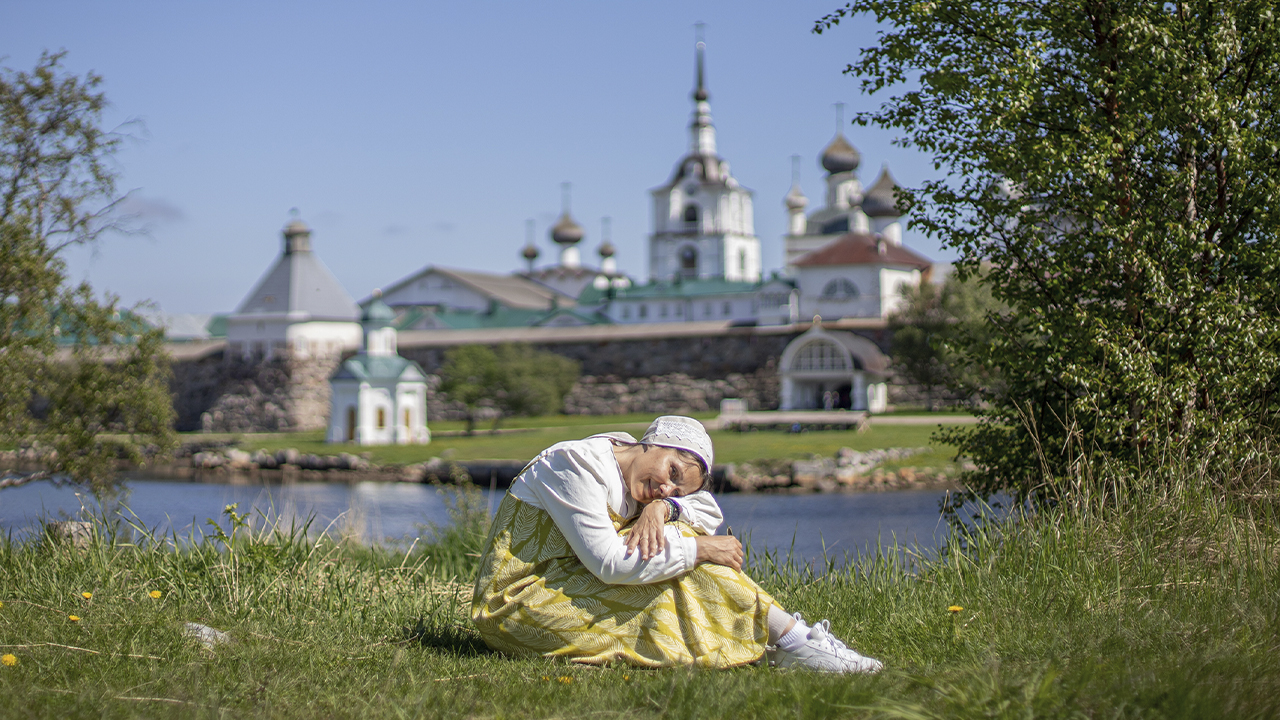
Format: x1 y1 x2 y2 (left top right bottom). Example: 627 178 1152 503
648 32 761 283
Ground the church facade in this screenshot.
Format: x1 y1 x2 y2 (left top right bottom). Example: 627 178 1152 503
647 41 762 285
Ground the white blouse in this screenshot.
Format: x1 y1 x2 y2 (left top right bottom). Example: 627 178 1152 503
507 433 724 585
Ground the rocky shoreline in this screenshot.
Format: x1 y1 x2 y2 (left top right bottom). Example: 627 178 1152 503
0 442 960 494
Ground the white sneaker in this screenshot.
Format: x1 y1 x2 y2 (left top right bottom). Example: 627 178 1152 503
771 616 883 674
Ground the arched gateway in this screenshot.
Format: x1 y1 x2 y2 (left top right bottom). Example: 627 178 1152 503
779 322 888 412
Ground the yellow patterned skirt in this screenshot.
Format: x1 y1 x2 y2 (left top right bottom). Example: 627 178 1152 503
471 494 775 668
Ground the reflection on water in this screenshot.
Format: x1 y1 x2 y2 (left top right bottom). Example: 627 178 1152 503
1 478 959 566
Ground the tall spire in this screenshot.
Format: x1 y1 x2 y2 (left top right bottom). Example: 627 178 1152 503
693 22 708 102
689 24 716 156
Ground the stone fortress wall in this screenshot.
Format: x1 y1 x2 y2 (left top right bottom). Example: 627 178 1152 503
167 322 896 432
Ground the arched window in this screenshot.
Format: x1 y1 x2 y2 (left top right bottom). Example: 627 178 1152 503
739 249 748 275
376 407 386 430
679 246 698 277
793 340 851 372
683 204 700 226
821 278 860 300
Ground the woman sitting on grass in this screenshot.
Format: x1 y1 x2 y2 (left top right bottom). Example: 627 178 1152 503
470 415 882 672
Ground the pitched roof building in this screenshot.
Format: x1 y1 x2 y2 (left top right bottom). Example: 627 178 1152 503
226 214 361 359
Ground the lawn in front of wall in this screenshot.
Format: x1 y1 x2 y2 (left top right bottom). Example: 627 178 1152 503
222 413 967 467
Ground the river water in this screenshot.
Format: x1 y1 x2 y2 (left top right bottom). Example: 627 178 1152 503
1 478 961 566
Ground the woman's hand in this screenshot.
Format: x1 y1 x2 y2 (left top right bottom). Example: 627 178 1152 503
695 535 743 571
625 501 669 561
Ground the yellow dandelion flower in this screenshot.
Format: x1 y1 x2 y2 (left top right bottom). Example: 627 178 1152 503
81 592 92 600
149 590 162 599
622 675 631 681
0 601 5 609
68 615 80 622
1 654 16 667
541 675 550 681
557 676 573 684
948 605 963 613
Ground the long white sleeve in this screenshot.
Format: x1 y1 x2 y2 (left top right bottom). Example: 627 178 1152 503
670 491 724 535
509 439 700 585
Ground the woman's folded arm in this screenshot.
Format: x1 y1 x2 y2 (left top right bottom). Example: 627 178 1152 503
526 447 699 584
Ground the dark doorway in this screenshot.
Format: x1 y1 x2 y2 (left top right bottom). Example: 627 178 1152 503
836 384 852 410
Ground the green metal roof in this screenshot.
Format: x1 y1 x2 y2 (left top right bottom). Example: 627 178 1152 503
332 355 427 382
530 307 612 326
420 306 552 330
205 314 229 338
361 297 395 326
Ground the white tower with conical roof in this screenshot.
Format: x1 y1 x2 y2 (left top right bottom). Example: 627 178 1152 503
226 211 362 360
648 34 761 283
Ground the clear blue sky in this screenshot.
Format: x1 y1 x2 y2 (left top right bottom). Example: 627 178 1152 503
2 0 951 314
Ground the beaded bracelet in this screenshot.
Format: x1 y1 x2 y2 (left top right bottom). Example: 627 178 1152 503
664 498 681 523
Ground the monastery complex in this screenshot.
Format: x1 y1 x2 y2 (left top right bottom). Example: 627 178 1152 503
155 40 940 439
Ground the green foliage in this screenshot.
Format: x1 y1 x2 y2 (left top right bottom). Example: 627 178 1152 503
0 52 175 495
889 270 1003 409
819 2 1280 503
438 344 580 432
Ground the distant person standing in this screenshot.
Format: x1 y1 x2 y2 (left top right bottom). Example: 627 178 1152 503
471 416 882 672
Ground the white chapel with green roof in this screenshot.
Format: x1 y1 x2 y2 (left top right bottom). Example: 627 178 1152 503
326 294 430 446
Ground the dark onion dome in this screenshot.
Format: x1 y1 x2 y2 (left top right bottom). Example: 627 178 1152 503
820 133 861 174
668 154 726 186
862 167 909 217
598 240 616 258
550 212 585 245
522 243 540 261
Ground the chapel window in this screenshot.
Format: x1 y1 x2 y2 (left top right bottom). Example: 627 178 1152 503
821 278 860 300
793 341 852 372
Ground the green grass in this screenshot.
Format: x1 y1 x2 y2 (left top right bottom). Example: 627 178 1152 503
214 413 966 467
2 479 1277 718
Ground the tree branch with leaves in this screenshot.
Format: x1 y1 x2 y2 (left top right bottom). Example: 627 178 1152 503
818 1 1280 503
0 52 175 497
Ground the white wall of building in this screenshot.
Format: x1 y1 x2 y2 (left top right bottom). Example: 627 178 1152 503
879 267 922 318
605 293 758 324
227 318 361 359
